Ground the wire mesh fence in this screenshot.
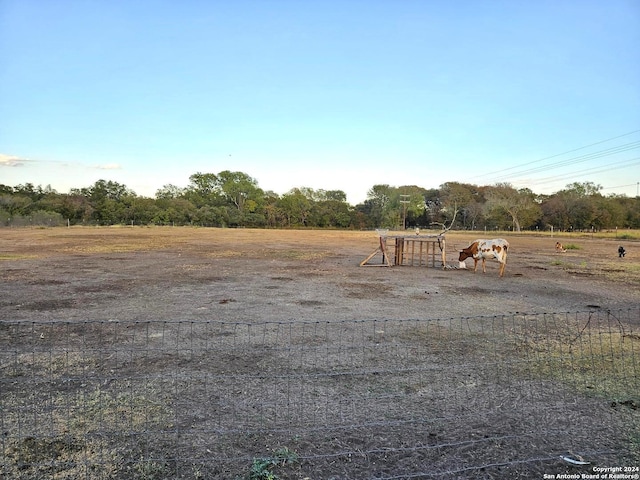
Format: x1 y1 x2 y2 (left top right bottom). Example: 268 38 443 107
1 308 639 479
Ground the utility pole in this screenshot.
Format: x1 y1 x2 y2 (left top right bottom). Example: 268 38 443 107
400 195 410 230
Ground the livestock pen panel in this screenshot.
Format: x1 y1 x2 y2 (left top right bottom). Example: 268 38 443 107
390 235 446 267
1 308 639 479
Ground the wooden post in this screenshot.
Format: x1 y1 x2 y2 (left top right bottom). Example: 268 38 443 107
410 239 415 266
394 238 405 266
360 235 391 267
431 239 436 267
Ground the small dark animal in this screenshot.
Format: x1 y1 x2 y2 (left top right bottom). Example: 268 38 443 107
618 246 626 258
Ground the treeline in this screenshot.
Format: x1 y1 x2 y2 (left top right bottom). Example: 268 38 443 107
1 171 639 231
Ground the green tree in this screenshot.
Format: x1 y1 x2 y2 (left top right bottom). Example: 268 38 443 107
310 199 352 227
362 184 396 228
262 191 284 227
565 181 602 197
546 182 603 231
0 194 32 216
185 172 222 208
437 182 477 229
214 171 265 226
541 194 569 231
155 184 185 200
72 180 135 225
286 188 352 228
121 196 158 225
195 205 228 226
215 171 262 210
321 190 347 202
154 197 198 225
624 196 640 228
278 189 312 227
484 183 542 231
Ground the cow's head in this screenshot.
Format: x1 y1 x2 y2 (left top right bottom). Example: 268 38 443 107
458 241 479 261
458 249 472 261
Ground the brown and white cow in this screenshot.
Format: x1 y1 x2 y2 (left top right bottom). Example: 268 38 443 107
458 238 509 277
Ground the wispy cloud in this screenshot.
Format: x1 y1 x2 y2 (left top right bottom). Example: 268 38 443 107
94 163 122 170
1 154 123 171
0 153 30 167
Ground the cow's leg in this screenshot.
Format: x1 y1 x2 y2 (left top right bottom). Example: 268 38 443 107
481 258 486 273
499 261 505 277
473 258 479 272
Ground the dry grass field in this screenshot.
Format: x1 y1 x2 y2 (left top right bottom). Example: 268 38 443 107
1 227 639 479
1 226 638 321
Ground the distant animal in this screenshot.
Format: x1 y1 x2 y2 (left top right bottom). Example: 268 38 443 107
555 242 567 253
618 246 626 258
458 238 510 277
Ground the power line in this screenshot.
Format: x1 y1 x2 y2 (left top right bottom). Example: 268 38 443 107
473 128 640 181
489 141 640 183
511 157 640 188
516 157 640 184
600 182 639 190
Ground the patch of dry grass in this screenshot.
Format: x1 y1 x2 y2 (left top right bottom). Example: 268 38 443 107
0 253 38 261
510 317 640 400
554 258 640 285
205 247 333 261
1 348 172 480
599 262 640 283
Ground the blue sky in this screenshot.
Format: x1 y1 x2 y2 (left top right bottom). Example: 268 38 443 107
1 0 639 204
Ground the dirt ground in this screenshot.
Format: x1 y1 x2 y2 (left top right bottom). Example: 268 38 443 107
1 227 639 479
0 227 638 323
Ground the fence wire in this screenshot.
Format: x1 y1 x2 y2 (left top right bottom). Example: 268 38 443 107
1 308 639 479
